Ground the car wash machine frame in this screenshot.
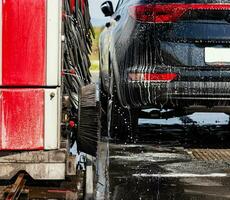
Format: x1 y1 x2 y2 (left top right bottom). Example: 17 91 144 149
0 0 96 190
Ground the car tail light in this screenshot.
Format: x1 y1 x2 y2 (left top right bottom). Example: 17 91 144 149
129 3 230 23
129 73 177 82
144 73 177 81
129 4 187 23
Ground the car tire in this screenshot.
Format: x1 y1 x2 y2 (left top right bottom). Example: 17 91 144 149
106 71 139 141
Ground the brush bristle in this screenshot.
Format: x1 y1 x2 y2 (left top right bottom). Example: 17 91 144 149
77 84 100 156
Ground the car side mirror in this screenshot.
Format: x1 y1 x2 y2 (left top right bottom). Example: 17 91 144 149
101 1 114 17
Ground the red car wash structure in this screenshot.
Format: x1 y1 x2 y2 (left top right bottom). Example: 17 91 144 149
1 0 60 151
0 0 94 185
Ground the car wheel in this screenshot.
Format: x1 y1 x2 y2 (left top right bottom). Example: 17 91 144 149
107 71 139 141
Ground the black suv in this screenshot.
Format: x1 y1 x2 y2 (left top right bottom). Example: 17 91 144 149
99 0 230 139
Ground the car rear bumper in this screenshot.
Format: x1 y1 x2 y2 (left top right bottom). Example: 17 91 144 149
124 81 230 108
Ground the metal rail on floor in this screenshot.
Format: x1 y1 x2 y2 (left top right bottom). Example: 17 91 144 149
3 173 28 200
0 170 86 200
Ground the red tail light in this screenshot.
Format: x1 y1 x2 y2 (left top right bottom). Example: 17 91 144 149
129 73 177 82
129 4 187 23
144 73 177 82
129 3 230 23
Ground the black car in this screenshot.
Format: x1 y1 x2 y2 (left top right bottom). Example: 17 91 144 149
99 0 230 139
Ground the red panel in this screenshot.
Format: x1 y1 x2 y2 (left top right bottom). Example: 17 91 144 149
2 0 46 86
0 89 44 150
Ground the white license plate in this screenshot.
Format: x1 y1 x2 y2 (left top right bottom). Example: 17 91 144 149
205 47 230 65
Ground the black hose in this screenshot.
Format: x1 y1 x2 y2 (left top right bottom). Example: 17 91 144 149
63 0 94 111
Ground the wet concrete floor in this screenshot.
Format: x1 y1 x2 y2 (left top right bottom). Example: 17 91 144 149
96 113 230 200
